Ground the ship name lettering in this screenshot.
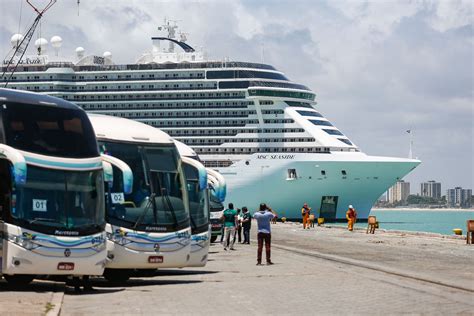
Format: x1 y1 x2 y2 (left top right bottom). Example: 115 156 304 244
257 155 295 160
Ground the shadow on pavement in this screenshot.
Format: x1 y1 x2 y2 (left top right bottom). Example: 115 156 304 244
86 278 203 288
64 287 125 295
153 269 218 276
0 279 62 292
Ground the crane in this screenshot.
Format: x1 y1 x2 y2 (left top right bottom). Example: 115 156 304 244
2 0 57 87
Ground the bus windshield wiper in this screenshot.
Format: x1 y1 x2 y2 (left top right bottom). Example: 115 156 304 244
28 218 62 225
132 193 156 230
155 173 178 226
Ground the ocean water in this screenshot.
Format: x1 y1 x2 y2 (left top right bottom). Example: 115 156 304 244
338 209 474 236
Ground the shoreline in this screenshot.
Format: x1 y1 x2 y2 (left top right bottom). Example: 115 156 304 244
372 207 474 212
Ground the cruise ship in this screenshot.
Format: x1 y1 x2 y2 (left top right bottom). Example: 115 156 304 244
1 22 420 220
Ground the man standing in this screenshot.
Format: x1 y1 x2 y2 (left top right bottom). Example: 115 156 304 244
221 203 238 250
241 207 251 244
346 205 357 231
254 203 275 265
301 203 311 229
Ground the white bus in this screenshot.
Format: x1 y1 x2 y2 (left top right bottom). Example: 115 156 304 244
207 168 227 243
88 114 191 282
174 141 210 267
0 89 107 285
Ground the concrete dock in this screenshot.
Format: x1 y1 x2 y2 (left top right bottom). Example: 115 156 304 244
1 222 473 315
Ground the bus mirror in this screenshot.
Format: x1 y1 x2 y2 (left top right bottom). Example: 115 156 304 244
181 156 208 191
0 144 27 185
101 154 134 195
198 167 208 191
206 168 226 202
102 161 114 186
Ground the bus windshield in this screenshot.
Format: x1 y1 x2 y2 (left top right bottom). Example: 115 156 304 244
1 102 98 158
184 164 209 234
11 166 105 236
101 142 190 232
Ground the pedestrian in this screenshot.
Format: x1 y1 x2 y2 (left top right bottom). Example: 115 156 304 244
301 203 311 229
235 208 243 243
269 207 278 224
221 203 238 250
346 205 357 231
241 207 251 244
254 203 275 265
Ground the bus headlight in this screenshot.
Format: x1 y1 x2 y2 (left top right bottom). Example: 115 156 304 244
6 234 39 250
21 239 39 250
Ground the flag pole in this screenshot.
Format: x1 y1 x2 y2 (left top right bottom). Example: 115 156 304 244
407 129 413 159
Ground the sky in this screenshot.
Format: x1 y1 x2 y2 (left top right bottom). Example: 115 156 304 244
1 0 473 194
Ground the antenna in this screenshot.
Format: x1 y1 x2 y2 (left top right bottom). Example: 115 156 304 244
1 0 57 87
407 129 413 159
77 0 80 16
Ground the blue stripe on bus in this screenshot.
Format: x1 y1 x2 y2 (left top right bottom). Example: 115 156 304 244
24 156 102 169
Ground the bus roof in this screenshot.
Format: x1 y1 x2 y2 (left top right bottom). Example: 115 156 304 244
0 88 81 110
174 139 197 158
88 114 174 144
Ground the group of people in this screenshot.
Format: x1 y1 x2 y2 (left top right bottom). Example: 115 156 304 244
301 203 358 231
219 202 359 265
220 202 275 265
220 203 252 250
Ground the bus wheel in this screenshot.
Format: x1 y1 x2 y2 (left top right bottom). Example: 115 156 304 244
210 235 218 243
103 269 130 283
3 274 35 286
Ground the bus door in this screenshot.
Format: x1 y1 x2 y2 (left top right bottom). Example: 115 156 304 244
0 159 12 272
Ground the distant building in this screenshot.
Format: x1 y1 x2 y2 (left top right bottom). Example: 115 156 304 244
447 187 472 208
388 180 410 203
420 180 441 199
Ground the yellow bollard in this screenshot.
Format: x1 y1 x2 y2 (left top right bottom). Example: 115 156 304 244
317 218 324 226
281 217 286 223
453 228 462 235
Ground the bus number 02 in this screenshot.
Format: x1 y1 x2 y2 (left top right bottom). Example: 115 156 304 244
111 193 125 204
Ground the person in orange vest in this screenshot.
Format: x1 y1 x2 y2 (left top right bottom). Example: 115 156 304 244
346 205 357 231
301 203 311 229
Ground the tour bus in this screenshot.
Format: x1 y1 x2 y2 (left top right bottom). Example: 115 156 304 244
174 140 210 267
88 114 191 282
0 89 107 285
207 168 227 243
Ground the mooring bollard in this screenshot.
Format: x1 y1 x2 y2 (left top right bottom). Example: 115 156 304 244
453 228 462 236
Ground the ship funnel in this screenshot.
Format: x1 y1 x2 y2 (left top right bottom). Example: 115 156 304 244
152 38 160 54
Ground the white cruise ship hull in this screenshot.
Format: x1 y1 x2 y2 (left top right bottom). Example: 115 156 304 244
213 152 420 220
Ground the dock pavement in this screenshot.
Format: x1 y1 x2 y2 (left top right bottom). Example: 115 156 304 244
0 222 473 315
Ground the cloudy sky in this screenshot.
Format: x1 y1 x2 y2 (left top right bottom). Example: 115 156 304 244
1 0 472 194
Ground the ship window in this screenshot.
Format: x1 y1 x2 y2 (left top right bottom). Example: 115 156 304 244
338 138 353 146
321 170 326 176
323 129 344 136
309 120 333 126
296 110 323 118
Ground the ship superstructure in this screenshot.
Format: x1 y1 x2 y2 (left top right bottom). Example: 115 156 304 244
0 21 420 219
